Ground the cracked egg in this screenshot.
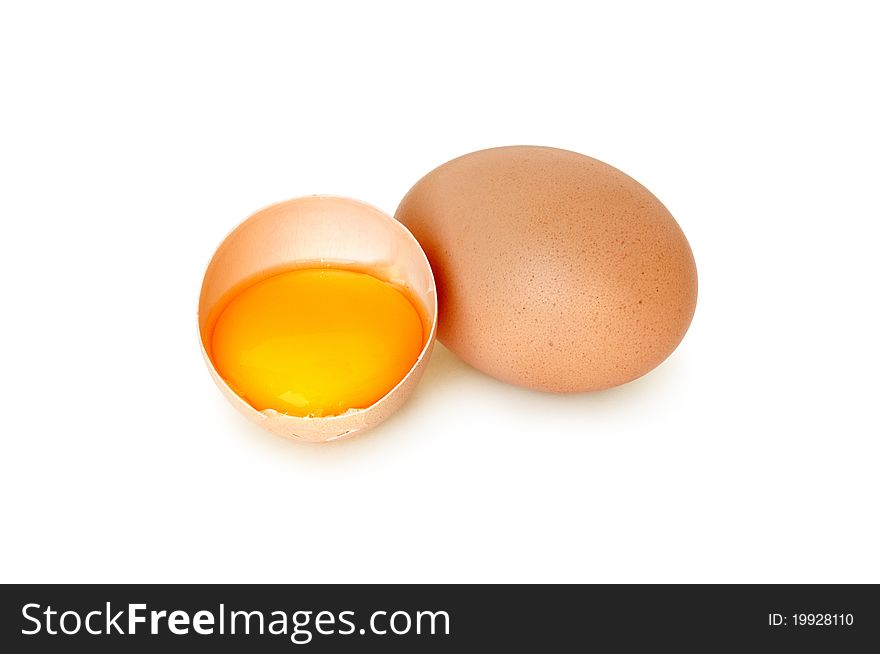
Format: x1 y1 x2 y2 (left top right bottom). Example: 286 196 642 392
198 196 437 442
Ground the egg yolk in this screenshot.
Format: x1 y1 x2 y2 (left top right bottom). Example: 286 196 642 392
209 268 424 417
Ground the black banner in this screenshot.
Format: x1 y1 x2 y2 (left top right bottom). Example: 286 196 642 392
1 584 877 651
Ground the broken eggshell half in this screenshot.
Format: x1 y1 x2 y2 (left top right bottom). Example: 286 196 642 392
198 196 437 442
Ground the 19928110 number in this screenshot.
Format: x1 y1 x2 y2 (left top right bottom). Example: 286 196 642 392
792 614 853 626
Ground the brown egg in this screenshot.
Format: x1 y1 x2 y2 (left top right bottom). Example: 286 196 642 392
395 146 697 392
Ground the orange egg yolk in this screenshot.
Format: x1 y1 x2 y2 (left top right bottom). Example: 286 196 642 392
209 268 424 417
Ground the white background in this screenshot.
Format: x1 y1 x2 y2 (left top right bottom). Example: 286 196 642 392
1 2 878 583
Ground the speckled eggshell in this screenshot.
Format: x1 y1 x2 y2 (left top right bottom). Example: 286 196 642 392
394 146 697 392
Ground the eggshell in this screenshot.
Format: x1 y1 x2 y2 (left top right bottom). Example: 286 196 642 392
198 196 437 442
395 146 697 392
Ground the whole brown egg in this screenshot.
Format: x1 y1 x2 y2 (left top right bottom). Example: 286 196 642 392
395 146 697 392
